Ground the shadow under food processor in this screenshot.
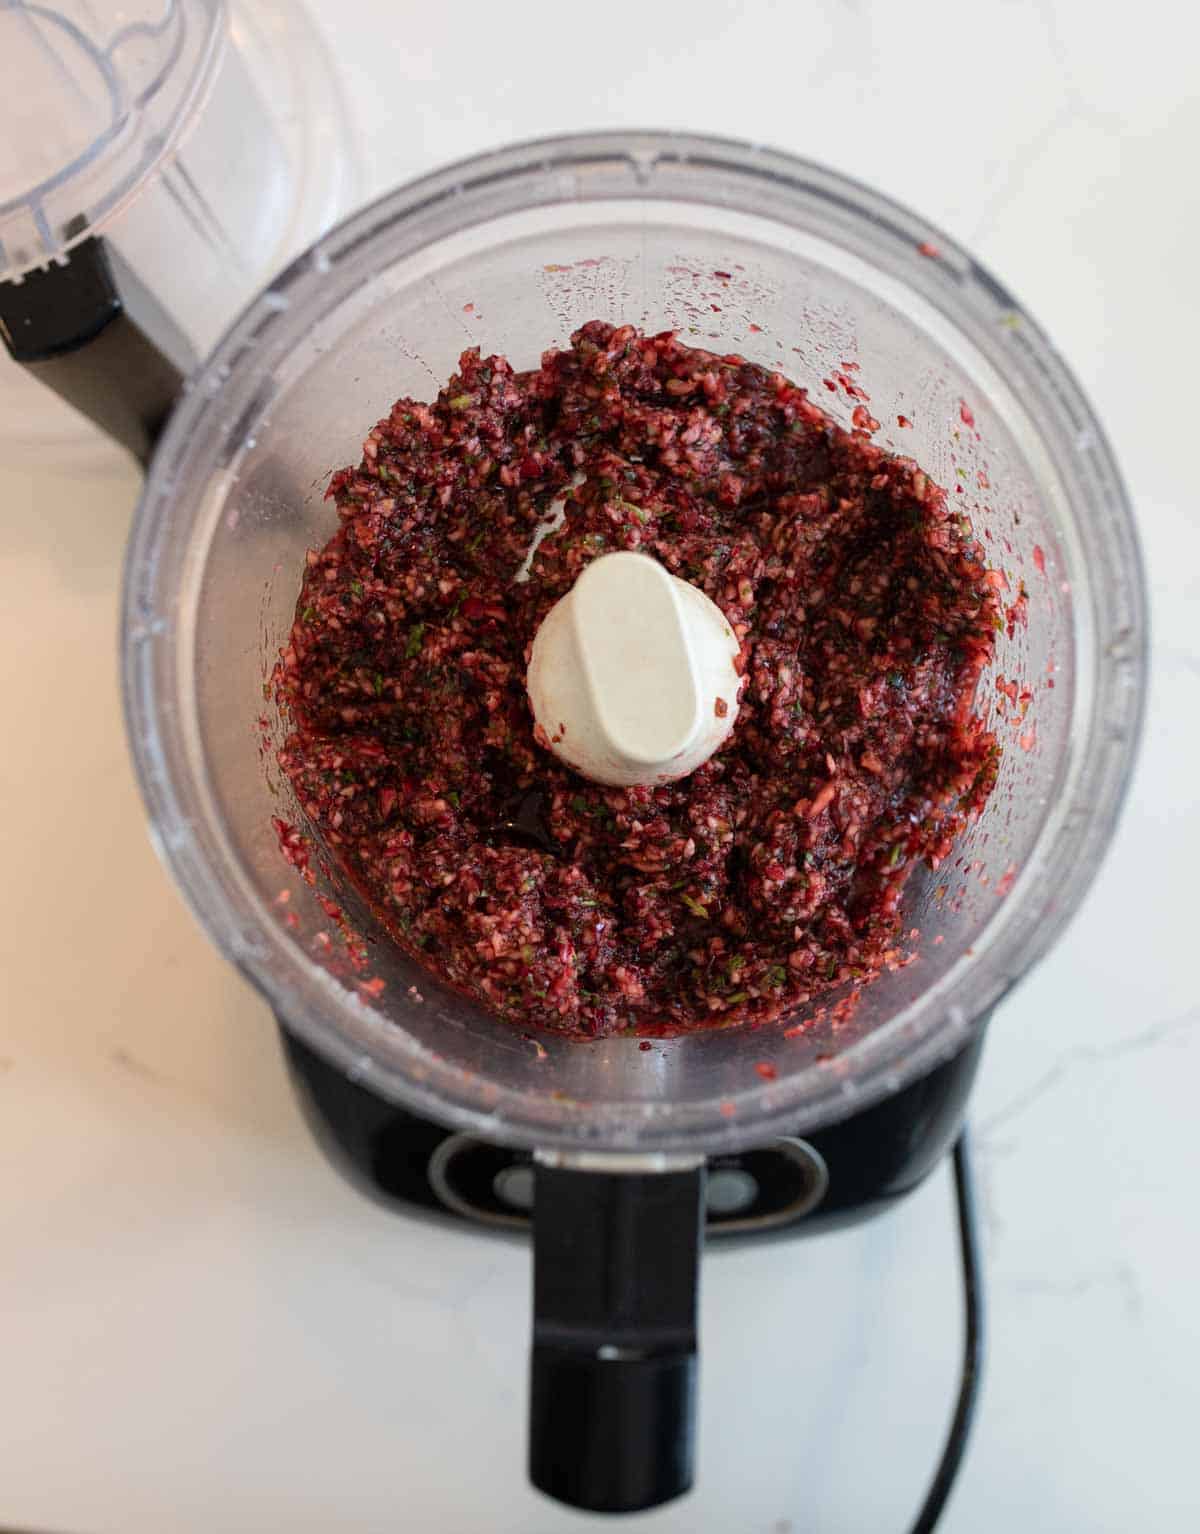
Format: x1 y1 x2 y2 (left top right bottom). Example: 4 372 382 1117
104 135 1143 1520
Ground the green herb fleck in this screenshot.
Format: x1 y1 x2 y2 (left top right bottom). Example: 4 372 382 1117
301 605 316 623
680 894 708 919
725 991 749 1005
886 842 905 868
448 393 473 410
350 579 364 598
405 623 425 659
766 965 787 988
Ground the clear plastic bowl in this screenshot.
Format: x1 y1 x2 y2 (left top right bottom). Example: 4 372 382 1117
122 132 1147 1154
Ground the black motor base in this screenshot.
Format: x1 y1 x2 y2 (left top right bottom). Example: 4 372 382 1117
279 1020 987 1241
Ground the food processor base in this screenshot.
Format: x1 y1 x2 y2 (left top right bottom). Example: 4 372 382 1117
278 1020 988 1241
278 1021 988 1532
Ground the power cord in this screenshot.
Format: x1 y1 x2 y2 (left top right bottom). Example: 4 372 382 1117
907 1130 986 1534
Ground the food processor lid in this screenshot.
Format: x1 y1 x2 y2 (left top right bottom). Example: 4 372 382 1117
0 0 228 283
0 0 362 470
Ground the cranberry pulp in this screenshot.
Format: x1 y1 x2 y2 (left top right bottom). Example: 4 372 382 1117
275 323 1001 1037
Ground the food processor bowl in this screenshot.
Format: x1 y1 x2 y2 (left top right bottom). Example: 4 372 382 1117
122 131 1145 1155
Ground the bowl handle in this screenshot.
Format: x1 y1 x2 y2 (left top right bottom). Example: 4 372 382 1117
529 1156 705 1512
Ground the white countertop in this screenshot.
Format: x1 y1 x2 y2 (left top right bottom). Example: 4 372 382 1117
2 2 1197 1530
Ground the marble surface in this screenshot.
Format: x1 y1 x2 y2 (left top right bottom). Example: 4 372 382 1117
2 2 1197 1529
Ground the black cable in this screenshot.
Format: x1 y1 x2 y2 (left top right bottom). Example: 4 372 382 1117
906 1129 986 1534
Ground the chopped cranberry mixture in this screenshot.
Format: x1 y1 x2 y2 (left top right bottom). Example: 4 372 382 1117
274 323 1000 1037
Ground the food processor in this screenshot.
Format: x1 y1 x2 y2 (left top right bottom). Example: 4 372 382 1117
111 133 1144 1520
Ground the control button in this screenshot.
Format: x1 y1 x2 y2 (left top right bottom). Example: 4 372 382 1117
706 1138 829 1235
493 1163 535 1211
705 1167 759 1216
428 1134 532 1229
